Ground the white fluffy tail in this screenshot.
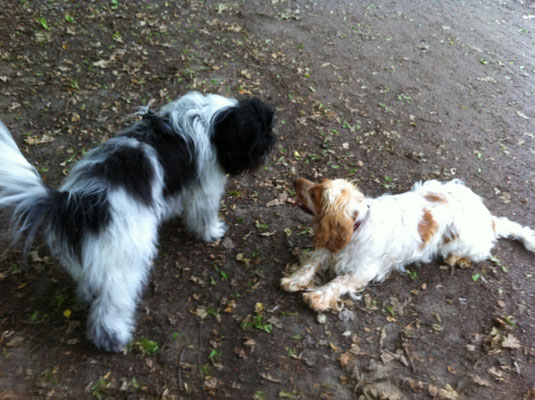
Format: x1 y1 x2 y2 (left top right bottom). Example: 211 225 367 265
0 121 48 205
0 120 52 250
493 216 535 253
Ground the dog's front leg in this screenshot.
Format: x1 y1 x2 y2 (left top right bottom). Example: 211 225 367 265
302 270 373 312
183 170 228 242
281 249 329 292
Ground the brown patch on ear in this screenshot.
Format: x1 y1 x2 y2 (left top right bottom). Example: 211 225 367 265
314 211 354 252
418 209 439 249
425 192 447 203
310 185 324 212
313 187 354 253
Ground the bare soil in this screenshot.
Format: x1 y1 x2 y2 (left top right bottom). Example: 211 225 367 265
0 1 534 399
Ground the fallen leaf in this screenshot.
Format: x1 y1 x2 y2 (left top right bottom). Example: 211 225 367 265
267 316 283 329
234 347 247 359
260 372 281 383
204 376 218 389
428 385 439 397
477 76 497 83
221 237 234 250
339 351 353 368
6 336 24 347
488 367 504 380
190 276 206 286
266 199 281 207
472 375 492 387
502 333 521 349
191 306 208 319
329 342 342 353
24 134 55 145
438 384 458 400
516 111 530 120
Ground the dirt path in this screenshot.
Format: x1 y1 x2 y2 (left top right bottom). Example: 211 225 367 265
0 1 534 399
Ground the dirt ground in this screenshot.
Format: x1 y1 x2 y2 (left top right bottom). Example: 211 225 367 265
0 0 534 399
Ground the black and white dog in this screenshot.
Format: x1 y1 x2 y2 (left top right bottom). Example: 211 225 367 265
0 91 276 352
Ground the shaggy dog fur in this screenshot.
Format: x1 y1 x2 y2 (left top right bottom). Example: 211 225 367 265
0 91 276 351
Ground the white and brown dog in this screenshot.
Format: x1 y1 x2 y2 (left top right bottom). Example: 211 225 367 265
282 178 535 312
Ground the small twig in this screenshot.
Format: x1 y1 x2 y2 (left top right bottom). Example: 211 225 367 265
197 321 202 376
402 342 418 374
417 117 440 125
178 346 187 389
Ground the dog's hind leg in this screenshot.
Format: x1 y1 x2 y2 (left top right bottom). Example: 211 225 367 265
82 210 158 352
86 266 149 352
84 251 154 352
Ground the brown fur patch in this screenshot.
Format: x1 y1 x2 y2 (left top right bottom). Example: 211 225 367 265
314 185 354 253
425 192 447 203
418 209 439 249
295 178 326 215
441 228 459 245
311 185 325 213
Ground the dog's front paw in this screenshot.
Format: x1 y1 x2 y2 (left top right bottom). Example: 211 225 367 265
302 290 342 312
281 276 314 292
202 220 228 242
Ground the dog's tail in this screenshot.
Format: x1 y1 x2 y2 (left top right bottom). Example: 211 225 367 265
492 215 535 253
0 120 59 255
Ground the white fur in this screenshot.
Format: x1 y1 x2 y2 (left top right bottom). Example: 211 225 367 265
282 178 535 311
0 121 50 243
159 92 237 178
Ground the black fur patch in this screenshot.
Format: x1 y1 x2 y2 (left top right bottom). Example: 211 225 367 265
212 98 276 175
50 190 111 260
88 145 155 206
123 112 196 197
18 188 111 261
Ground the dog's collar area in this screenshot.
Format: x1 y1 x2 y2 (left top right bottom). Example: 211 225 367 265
354 203 371 231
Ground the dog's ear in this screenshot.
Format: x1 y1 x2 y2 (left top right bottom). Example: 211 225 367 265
212 98 276 175
314 209 356 253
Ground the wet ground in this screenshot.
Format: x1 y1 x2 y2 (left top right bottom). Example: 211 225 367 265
0 1 534 399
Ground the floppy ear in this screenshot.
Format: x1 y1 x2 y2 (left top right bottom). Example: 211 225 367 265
314 209 355 253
